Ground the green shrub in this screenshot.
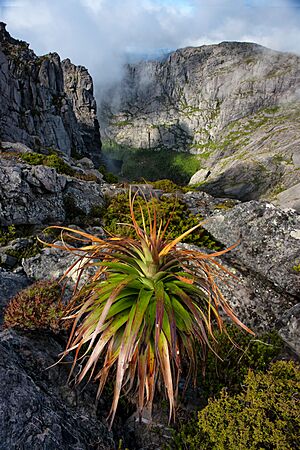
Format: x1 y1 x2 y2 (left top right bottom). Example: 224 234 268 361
20 152 75 176
174 361 300 450
4 280 68 332
199 326 283 398
43 154 75 176
150 179 189 193
20 152 44 165
101 142 200 185
120 149 200 185
99 164 119 183
102 193 222 250
292 263 300 272
0 225 17 245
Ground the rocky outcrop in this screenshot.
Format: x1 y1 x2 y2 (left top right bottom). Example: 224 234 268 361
0 154 104 225
201 201 300 354
62 59 101 162
0 23 101 160
0 329 114 449
100 42 300 202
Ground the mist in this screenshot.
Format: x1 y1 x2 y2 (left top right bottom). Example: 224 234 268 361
1 0 300 90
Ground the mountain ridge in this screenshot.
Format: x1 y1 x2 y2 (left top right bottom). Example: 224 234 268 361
100 40 300 206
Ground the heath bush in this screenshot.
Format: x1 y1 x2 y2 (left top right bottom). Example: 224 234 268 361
174 361 299 450
4 280 68 332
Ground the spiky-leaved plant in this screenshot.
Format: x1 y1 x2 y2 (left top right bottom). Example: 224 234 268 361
45 191 253 428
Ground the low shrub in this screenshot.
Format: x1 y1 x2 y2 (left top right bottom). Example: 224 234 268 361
75 172 100 183
174 361 300 450
102 193 222 250
150 179 189 193
20 152 75 176
4 280 68 332
43 154 75 176
99 164 119 183
199 326 283 398
0 225 17 245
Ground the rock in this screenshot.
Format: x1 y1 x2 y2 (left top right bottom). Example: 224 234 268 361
277 182 300 212
1 141 33 154
0 156 104 225
203 201 300 297
0 269 29 325
100 41 300 201
182 190 240 217
22 242 96 288
0 23 101 161
196 201 300 354
62 59 102 163
0 253 17 268
22 246 75 282
0 329 114 449
189 169 211 186
76 157 96 170
278 304 300 355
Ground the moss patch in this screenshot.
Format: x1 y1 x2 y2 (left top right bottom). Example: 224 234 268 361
20 152 75 176
0 225 17 245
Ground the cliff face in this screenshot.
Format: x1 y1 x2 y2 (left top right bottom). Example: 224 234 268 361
100 42 300 202
0 23 101 160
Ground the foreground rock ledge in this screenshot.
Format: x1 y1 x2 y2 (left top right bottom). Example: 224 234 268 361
0 329 114 450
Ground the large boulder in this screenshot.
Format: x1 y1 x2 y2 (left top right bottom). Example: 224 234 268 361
0 329 115 449
203 201 300 296
201 201 300 354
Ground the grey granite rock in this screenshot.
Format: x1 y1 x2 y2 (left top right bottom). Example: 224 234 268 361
0 23 101 161
0 156 104 225
203 201 300 297
278 303 300 355
1 141 33 153
0 269 29 325
22 245 75 282
195 200 300 354
182 190 240 217
0 329 114 449
277 182 300 213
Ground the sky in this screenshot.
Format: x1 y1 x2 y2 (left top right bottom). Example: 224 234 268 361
1 0 300 86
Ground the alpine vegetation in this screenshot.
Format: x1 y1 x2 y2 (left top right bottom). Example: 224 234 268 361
45 190 253 428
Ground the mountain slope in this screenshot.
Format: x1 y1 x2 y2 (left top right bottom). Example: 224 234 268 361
100 41 300 203
0 23 101 161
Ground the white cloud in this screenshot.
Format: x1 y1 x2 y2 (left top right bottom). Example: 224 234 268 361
1 0 300 87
